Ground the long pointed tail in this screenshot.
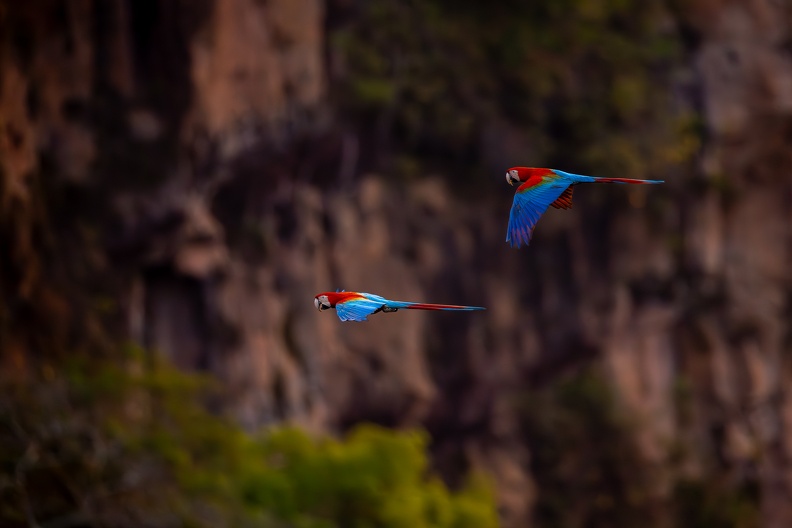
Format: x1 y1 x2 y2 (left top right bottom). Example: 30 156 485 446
592 177 664 184
389 301 485 311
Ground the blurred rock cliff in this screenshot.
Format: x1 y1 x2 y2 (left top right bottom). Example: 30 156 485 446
2 0 792 526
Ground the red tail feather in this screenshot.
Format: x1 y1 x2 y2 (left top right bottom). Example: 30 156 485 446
405 303 483 311
593 177 663 184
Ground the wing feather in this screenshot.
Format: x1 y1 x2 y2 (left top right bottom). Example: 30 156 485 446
506 180 570 248
336 297 387 322
550 187 574 209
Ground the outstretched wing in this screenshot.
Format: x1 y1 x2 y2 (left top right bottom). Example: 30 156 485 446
506 180 570 248
336 297 387 322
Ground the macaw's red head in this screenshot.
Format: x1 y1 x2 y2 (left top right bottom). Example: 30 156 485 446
314 291 363 311
314 293 332 311
505 167 553 186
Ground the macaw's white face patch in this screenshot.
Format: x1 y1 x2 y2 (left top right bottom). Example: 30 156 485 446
314 295 331 311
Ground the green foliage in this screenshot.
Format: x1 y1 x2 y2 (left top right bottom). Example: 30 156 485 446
331 0 695 182
521 367 761 528
0 348 498 528
239 427 497 528
519 368 657 528
673 478 759 528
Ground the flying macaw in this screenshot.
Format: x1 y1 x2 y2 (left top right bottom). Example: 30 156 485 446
504 167 664 248
314 290 485 322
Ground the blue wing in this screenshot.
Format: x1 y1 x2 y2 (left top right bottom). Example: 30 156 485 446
506 181 570 248
336 296 388 322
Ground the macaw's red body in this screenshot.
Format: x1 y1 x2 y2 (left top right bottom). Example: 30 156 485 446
504 167 664 248
314 291 485 322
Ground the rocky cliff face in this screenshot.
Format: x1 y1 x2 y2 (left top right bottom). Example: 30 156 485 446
2 0 792 526
671 2 792 526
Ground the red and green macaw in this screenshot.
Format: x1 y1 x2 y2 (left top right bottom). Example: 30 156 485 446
314 291 485 322
505 167 663 248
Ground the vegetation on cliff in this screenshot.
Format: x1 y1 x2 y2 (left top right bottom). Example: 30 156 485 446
0 348 497 528
330 0 698 184
521 368 759 528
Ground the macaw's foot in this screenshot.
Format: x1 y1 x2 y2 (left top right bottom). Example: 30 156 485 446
381 307 399 313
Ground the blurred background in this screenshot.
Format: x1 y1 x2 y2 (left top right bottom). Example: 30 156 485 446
1 0 791 526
